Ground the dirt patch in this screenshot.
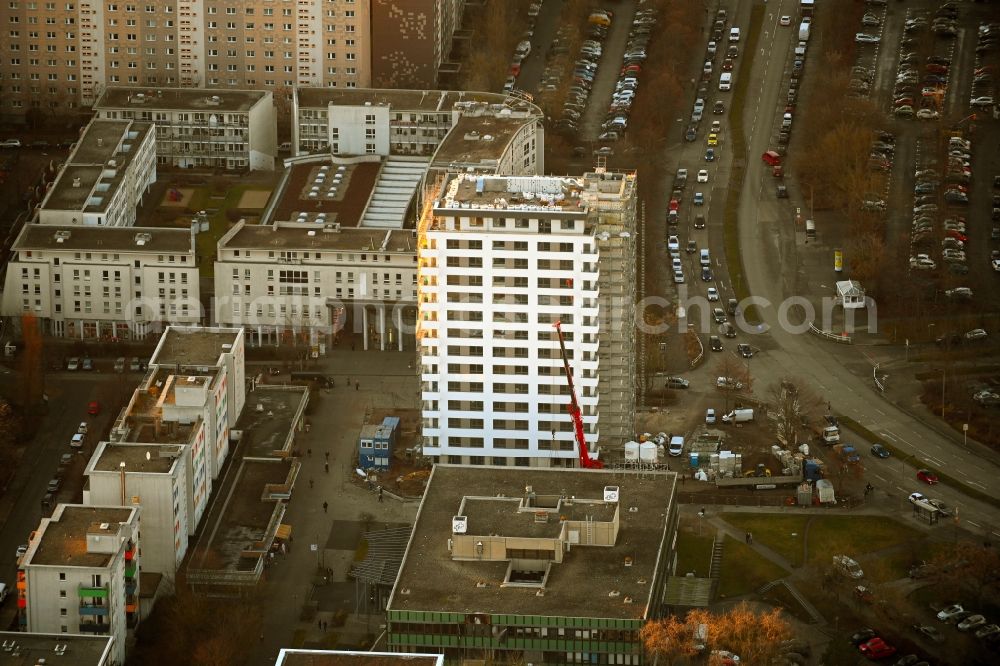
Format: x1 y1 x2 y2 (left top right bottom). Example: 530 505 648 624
160 186 194 208
237 188 272 209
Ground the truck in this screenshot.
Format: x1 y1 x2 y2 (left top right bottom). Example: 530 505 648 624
799 19 811 42
800 0 815 17
821 425 840 444
833 443 860 463
722 408 754 424
816 479 836 504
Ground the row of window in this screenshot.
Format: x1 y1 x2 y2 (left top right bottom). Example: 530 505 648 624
228 250 416 264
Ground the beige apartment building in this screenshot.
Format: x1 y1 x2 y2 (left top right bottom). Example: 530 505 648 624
93 87 277 170
0 1 464 121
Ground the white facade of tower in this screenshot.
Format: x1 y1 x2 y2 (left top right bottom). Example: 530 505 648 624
418 174 601 467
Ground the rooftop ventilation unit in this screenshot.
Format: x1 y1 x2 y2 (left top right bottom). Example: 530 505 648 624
134 232 152 246
451 516 467 534
603 486 620 503
54 230 72 243
72 178 82 188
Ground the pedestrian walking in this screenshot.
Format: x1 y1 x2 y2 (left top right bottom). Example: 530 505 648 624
745 531 751 544
309 478 314 489
325 452 330 462
324 461 329 473
351 342 356 351
355 381 359 391
307 448 312 457
318 619 323 630
378 486 383 502
748 532 753 545
323 501 328 513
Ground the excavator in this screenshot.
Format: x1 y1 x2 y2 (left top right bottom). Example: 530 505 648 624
552 321 603 469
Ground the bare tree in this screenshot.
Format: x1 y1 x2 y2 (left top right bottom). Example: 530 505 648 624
767 377 824 447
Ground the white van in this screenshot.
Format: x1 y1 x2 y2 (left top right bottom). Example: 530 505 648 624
805 219 816 240
722 408 754 423
729 27 741 42
669 436 685 456
719 72 732 91
700 248 711 267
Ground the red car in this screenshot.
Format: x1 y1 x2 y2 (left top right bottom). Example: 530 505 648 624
87 401 100 416
917 469 939 485
945 230 968 242
858 637 896 659
669 198 680 211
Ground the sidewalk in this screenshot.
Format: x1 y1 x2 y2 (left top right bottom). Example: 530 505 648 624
254 350 419 662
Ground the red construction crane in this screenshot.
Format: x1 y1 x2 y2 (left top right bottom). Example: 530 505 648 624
552 321 603 469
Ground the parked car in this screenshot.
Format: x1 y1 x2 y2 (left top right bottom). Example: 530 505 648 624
937 604 965 621
834 555 864 579
665 377 690 389
67 357 80 371
858 637 896 659
958 615 987 632
915 625 945 643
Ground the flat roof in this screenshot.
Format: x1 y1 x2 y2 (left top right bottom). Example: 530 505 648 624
272 161 380 227
222 222 417 254
29 505 134 568
390 466 677 619
275 651 444 666
435 173 587 215
431 114 533 167
0 632 113 665
296 88 511 112
150 326 240 368
73 120 133 163
235 385 309 459
44 119 153 214
13 225 193 253
198 459 293 571
95 86 268 112
91 442 183 475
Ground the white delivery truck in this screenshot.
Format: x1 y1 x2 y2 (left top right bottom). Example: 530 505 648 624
722 408 754 424
799 19 811 42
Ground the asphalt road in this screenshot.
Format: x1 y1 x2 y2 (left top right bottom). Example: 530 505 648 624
734 2 1000 526
0 370 125 628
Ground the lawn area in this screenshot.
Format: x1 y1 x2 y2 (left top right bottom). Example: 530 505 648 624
806 516 922 566
721 514 923 569
190 183 271 279
674 524 714 578
761 582 813 624
720 513 809 566
717 536 789 598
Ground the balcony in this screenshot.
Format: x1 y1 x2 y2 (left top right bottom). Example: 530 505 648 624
77 586 109 598
77 623 111 634
79 604 110 616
